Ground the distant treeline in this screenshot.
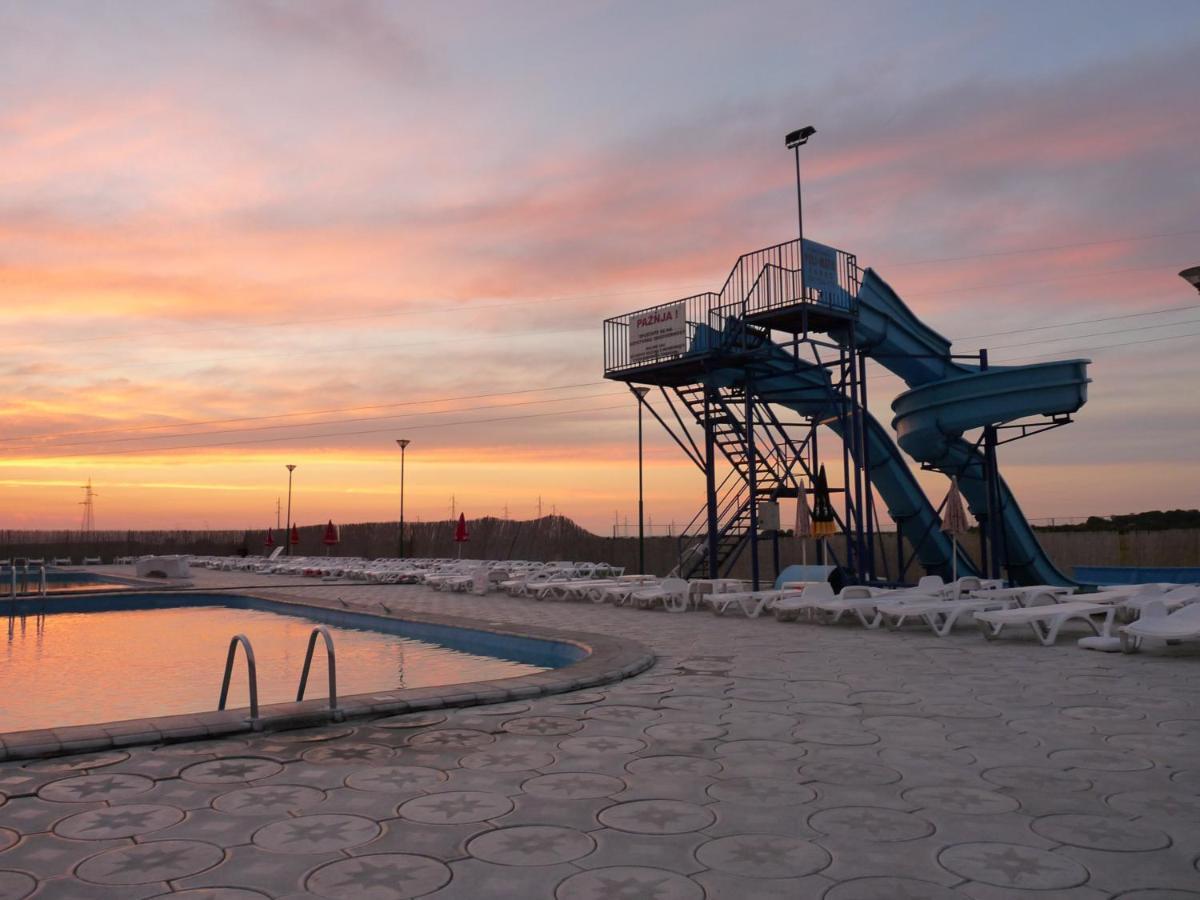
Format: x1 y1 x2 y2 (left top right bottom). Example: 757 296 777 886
1037 509 1200 533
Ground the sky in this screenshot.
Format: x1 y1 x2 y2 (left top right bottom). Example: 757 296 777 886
1 0 1198 534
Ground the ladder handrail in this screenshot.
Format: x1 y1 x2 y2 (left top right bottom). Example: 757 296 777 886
217 634 259 721
296 625 338 712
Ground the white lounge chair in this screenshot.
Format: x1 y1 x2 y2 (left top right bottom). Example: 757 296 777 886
772 582 836 622
973 601 1115 646
706 589 781 618
1120 600 1200 652
631 578 689 612
874 594 1019 636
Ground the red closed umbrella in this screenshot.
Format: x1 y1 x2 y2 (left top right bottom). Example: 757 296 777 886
264 528 276 548
454 512 469 558
290 523 300 546
321 520 340 555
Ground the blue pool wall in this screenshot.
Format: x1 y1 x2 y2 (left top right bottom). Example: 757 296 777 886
5 592 586 670
1073 565 1200 585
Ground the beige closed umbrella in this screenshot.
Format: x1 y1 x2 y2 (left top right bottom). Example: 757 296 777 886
940 476 971 582
794 486 812 566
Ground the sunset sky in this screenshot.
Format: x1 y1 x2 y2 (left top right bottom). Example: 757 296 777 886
2 0 1198 533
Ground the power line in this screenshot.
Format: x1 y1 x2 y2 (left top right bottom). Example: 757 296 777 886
0 380 608 444
3 402 631 461
955 304 1199 342
985 317 1200 352
0 389 624 453
880 227 1200 267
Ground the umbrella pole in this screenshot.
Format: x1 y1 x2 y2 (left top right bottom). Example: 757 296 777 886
951 534 957 583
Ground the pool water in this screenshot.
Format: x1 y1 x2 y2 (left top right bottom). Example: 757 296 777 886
1 599 558 732
1 569 130 594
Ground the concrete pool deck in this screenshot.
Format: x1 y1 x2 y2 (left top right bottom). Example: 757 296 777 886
0 566 1198 898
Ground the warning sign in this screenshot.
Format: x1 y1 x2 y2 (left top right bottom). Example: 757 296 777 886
629 302 687 364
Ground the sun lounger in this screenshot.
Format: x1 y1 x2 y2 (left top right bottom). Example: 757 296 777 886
631 578 689 612
705 589 782 618
973 601 1115 646
874 595 1019 635
772 582 836 622
1121 585 1200 618
1120 599 1200 652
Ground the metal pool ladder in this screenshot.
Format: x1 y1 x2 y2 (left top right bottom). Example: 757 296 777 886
296 626 341 720
218 634 260 725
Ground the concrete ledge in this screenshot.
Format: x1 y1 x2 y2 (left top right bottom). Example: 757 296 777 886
0 588 655 762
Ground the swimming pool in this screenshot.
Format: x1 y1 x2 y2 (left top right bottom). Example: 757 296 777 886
1 593 582 733
1 568 132 594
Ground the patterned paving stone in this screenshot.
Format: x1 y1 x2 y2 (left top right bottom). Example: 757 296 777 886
794 722 879 746
625 755 721 778
300 742 394 764
181 758 283 784
555 866 704 900
372 712 447 729
643 721 726 742
0 872 35 900
1106 790 1200 824
848 691 920 706
149 890 269 899
1031 813 1170 851
521 772 626 799
397 791 514 824
660 695 730 713
344 766 450 797
694 833 830 878
597 799 715 834
406 729 495 750
55 803 185 840
1063 705 1147 722
809 806 934 842
981 765 1093 793
714 739 804 761
39 773 154 803
799 759 902 786
585 705 663 723
1048 747 1154 771
822 875 969 899
557 735 646 754
1110 892 1200 899
470 702 533 716
790 701 862 718
724 685 792 703
938 841 1089 889
252 814 380 854
212 784 327 815
153 740 250 757
706 777 815 807
0 829 17 852
902 786 1020 815
501 716 582 736
75 840 225 885
552 692 606 705
306 853 451 899
150 890 269 899
270 727 356 743
24 752 130 772
466 825 595 866
459 749 555 771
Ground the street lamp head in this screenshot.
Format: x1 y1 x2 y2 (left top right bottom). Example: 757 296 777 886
632 386 651 399
286 464 297 472
397 439 411 449
785 125 816 149
1180 266 1200 294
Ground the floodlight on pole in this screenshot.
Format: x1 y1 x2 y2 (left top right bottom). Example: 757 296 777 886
785 125 816 301
396 439 411 558
1180 266 1200 294
631 386 651 574
284 464 297 556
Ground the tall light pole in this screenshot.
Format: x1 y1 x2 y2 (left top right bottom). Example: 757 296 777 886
396 439 410 558
284 464 297 556
785 125 816 299
631 386 651 574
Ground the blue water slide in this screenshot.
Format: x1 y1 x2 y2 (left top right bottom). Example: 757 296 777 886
696 324 976 580
834 269 1091 586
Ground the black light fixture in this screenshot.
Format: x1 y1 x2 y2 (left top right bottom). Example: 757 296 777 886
785 125 817 149
1180 266 1200 294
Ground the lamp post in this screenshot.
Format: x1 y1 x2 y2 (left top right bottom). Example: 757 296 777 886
284 464 297 556
1180 266 1200 294
631 386 651 574
785 125 816 299
396 439 410 558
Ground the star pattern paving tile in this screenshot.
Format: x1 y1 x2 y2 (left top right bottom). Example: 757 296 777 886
306 853 451 899
344 765 447 794
466 825 595 866
938 841 1090 889
211 784 327 815
521 772 626 800
180 758 283 785
252 814 381 854
397 791 515 825
54 803 185 840
808 806 934 842
555 866 704 900
38 773 155 803
694 832 830 878
1030 813 1171 851
596 799 715 835
75 840 225 885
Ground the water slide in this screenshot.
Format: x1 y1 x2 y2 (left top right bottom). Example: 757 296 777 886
700 269 1090 585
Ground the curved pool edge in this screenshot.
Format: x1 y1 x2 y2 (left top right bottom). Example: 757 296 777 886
0 589 657 762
